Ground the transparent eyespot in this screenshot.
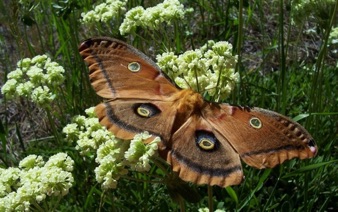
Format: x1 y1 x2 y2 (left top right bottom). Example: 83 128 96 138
137 107 150 117
128 62 140 72
195 131 218 151
198 138 215 150
249 117 262 129
134 103 160 118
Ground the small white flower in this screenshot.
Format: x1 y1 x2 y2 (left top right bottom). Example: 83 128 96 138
198 208 209 212
31 54 48 64
74 115 86 126
36 194 46 202
85 117 102 130
44 64 65 85
26 66 44 84
19 155 45 170
119 6 144 35
17 58 31 69
15 81 34 97
1 79 18 97
85 107 96 117
62 123 79 137
45 153 74 172
0 167 21 196
101 173 118 190
124 132 160 172
7 68 23 80
81 0 127 23
31 86 55 105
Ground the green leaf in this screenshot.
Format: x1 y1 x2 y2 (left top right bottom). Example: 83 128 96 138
282 160 338 178
225 186 238 204
292 113 310 122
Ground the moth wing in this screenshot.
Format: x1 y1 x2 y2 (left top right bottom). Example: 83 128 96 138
204 104 317 169
79 37 179 101
95 99 177 142
166 114 243 187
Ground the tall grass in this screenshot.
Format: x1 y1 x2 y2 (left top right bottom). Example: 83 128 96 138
0 0 337 211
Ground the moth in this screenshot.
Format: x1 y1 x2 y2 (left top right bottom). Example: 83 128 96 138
79 37 317 187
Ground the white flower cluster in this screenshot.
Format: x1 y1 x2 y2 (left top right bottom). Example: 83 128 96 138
0 153 74 211
63 107 114 154
81 0 127 23
157 40 239 101
124 132 160 172
119 0 189 35
94 132 159 189
1 55 65 106
94 138 130 189
63 107 160 189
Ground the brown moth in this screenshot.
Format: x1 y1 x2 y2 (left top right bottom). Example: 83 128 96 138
79 37 317 187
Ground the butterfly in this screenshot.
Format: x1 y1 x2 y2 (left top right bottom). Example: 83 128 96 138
79 37 317 187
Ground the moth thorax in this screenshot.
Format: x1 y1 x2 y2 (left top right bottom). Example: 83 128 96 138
175 89 204 114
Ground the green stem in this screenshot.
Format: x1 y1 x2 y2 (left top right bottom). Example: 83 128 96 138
179 197 185 212
46 107 60 144
208 185 213 212
235 0 244 105
277 0 287 114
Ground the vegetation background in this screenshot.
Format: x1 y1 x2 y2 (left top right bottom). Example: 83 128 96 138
0 0 337 211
